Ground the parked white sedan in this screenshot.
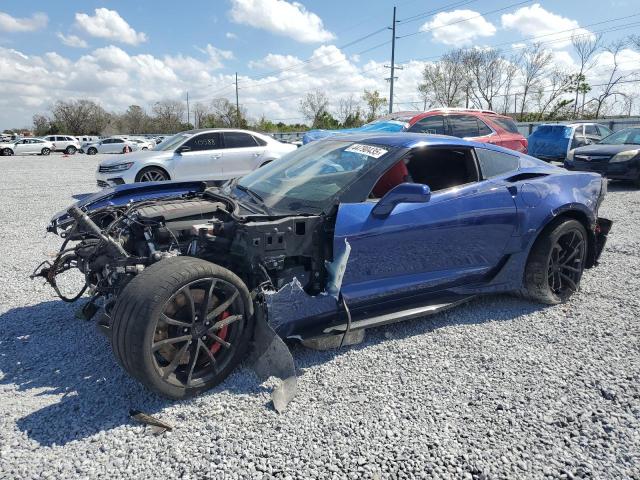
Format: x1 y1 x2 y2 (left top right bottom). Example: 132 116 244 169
0 138 55 156
85 137 140 155
95 128 297 187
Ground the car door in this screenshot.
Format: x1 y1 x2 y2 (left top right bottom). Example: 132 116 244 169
173 132 223 181
13 139 30 154
221 131 266 178
334 148 518 305
96 139 110 153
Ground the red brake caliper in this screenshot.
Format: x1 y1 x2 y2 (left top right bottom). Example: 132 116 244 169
209 311 230 355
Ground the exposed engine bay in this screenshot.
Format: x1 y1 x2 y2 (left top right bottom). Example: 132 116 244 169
33 190 332 324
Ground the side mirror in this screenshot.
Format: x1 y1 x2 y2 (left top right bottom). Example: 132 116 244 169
371 183 431 219
176 145 191 154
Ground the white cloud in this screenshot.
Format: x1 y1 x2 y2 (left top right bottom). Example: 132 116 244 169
225 32 237 39
194 44 233 69
74 8 147 45
0 11 47 32
56 32 88 48
501 3 593 48
229 0 335 43
420 10 496 46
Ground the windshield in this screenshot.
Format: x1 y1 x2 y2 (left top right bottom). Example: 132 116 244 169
597 128 640 145
233 140 397 213
155 132 193 151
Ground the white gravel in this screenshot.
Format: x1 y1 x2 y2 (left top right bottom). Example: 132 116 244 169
0 153 639 479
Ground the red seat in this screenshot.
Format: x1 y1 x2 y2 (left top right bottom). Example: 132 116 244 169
372 161 409 197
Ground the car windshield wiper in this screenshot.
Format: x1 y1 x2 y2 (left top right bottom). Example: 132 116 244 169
235 184 272 215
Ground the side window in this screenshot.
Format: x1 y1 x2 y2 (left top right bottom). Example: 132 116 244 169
407 115 445 134
183 132 221 151
597 125 612 137
113 139 124 144
477 119 492 136
475 148 519 178
45 136 54 141
56 136 66 142
573 125 584 138
103 139 113 144
584 124 598 136
224 132 258 148
252 135 267 146
448 115 480 138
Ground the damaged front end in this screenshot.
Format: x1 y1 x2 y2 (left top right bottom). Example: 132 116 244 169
33 183 345 410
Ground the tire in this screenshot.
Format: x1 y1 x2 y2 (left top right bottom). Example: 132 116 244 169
65 146 77 155
521 219 587 304
87 147 98 155
142 147 148 151
110 256 254 399
136 167 169 183
41 148 50 156
1 148 13 156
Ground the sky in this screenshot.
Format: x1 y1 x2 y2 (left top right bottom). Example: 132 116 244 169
0 0 639 129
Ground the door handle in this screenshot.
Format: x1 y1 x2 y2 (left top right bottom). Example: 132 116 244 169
253 152 261 157
211 153 222 159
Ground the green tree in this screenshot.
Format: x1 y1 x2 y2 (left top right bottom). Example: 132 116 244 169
362 89 387 122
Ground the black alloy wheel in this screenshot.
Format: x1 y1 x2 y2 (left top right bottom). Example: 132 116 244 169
546 228 586 299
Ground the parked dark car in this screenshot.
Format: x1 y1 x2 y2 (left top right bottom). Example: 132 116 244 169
529 123 612 162
564 127 640 186
34 133 611 402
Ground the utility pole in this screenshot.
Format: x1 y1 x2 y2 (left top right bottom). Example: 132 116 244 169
385 7 400 114
186 91 190 127
235 72 240 127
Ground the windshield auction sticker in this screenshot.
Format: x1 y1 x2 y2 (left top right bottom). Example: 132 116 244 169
344 144 388 158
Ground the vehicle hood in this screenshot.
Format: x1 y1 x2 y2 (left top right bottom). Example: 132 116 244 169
98 150 172 166
48 180 209 233
572 144 639 156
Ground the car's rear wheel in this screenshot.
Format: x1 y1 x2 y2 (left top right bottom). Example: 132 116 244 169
1 148 13 156
65 146 77 154
110 257 253 399
123 146 132 154
41 148 50 156
87 147 98 155
136 167 169 182
521 219 587 304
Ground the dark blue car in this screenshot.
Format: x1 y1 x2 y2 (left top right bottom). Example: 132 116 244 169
36 133 611 404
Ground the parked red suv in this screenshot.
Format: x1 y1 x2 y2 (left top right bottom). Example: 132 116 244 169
396 108 528 153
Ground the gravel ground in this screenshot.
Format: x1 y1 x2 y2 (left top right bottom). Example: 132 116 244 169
0 153 639 479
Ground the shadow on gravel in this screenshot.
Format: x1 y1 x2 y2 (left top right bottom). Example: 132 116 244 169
0 300 265 447
607 181 638 192
1 294 544 446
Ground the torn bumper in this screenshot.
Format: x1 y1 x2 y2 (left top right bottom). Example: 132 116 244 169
589 217 612 267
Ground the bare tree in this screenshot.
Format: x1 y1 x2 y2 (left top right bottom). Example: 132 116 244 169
208 98 247 127
517 43 553 119
191 102 211 129
531 69 574 120
152 99 186 133
32 114 53 136
417 49 468 108
337 95 363 126
121 105 149 134
571 34 601 117
464 49 513 110
50 99 110 134
362 90 387 122
299 90 330 127
592 39 632 118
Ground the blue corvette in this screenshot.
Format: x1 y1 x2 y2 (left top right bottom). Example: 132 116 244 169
35 133 611 405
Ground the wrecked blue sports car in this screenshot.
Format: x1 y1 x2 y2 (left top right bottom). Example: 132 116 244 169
34 133 611 407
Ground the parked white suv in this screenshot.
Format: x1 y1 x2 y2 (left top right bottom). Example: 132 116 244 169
43 135 81 154
0 138 55 156
85 137 141 155
95 128 297 187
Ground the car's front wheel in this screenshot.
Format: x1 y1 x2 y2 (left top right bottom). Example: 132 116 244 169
87 147 98 155
110 257 254 399
521 219 587 304
136 167 169 182
1 148 13 156
41 148 50 156
65 146 77 154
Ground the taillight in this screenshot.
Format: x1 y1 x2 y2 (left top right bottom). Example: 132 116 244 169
520 138 528 153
